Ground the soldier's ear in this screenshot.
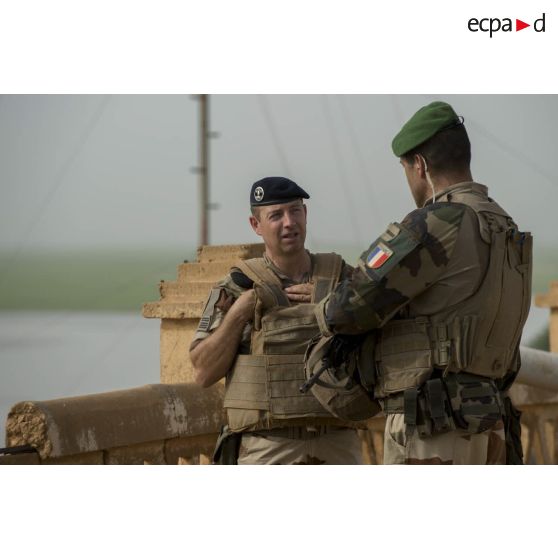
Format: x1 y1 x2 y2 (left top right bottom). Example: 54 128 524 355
414 154 427 178
249 215 262 236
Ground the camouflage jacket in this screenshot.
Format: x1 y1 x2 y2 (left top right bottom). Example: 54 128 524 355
316 182 498 336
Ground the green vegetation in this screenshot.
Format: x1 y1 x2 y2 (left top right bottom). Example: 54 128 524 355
0 243 556 313
526 326 550 351
532 245 558 295
0 248 196 311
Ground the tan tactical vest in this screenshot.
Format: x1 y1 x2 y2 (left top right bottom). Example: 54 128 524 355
223 253 349 432
375 183 533 397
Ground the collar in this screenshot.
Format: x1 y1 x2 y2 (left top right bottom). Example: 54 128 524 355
423 181 489 207
262 251 312 285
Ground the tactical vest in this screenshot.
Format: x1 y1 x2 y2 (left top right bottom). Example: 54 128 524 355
375 183 533 398
223 253 349 432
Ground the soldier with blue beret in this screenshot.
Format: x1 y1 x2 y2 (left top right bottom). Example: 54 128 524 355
250 176 310 207
190 176 369 464
311 101 532 464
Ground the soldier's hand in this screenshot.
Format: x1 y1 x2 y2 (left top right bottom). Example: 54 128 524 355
228 289 256 322
284 283 313 303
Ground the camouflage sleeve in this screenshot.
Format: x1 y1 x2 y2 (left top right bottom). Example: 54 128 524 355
190 270 248 348
317 203 468 335
339 259 355 282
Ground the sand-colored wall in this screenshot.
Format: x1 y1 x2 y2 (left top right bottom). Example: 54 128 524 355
142 243 265 383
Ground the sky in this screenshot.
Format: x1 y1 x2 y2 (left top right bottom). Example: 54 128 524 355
1 94 557 258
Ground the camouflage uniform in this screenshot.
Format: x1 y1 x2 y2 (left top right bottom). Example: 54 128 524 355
192 252 363 465
316 182 532 465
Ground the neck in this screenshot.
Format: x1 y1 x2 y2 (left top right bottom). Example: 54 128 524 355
423 170 473 206
266 249 311 282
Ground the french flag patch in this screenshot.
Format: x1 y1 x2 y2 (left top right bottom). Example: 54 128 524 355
366 243 393 269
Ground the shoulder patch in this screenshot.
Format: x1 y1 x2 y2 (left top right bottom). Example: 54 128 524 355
366 243 393 269
359 222 420 281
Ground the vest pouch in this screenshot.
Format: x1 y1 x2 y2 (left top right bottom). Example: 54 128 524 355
404 380 456 439
356 332 379 391
377 318 433 396
261 305 322 355
471 226 532 378
445 373 503 434
268 354 329 417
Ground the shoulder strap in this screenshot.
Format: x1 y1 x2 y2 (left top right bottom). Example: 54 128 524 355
236 258 289 307
311 253 343 303
449 190 513 243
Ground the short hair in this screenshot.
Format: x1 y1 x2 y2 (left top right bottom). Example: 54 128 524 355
402 124 471 174
250 198 304 219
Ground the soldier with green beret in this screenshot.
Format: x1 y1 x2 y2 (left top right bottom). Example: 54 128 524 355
313 101 533 464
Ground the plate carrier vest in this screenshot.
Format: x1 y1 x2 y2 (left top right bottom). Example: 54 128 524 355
223 253 350 432
375 184 533 398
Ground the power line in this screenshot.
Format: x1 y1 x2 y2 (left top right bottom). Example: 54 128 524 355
336 95 380 223
256 95 317 249
467 117 558 190
320 95 363 244
0 96 111 285
257 95 293 175
390 94 404 126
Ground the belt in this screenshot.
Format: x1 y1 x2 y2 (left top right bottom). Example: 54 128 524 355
247 425 349 440
381 394 405 414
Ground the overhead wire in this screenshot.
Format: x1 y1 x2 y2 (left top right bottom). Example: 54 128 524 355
0 95 111 285
0 94 175 392
336 95 381 223
466 117 558 190
257 95 317 249
390 94 558 197
320 95 363 244
257 95 293 175
389 94 404 127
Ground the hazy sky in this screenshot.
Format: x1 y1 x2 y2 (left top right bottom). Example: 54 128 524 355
1 94 557 256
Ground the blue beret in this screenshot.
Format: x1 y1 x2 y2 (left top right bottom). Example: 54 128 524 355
250 177 310 207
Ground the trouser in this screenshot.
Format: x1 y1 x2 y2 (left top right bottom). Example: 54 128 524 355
383 413 506 465
237 426 363 465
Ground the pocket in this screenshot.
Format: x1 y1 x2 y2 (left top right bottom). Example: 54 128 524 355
378 319 433 394
386 414 406 449
445 374 502 434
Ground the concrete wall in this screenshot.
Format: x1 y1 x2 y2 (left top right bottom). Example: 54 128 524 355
142 243 265 383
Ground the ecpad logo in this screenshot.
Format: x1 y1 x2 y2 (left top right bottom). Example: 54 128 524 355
468 13 546 37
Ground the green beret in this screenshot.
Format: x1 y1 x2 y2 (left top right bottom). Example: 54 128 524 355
392 101 462 157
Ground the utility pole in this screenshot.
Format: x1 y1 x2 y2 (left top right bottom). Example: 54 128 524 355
199 94 210 246
191 94 219 246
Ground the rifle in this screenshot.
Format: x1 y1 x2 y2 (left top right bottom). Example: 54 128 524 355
300 334 364 394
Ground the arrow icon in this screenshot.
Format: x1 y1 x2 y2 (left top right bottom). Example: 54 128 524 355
516 19 530 31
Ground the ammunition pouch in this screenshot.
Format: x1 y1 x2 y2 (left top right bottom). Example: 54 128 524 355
386 372 504 439
400 379 455 438
445 372 504 435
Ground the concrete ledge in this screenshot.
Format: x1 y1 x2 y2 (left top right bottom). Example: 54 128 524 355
197 244 264 262
0 452 40 465
5 383 225 459
142 301 205 319
43 451 104 465
106 440 166 465
165 433 218 464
